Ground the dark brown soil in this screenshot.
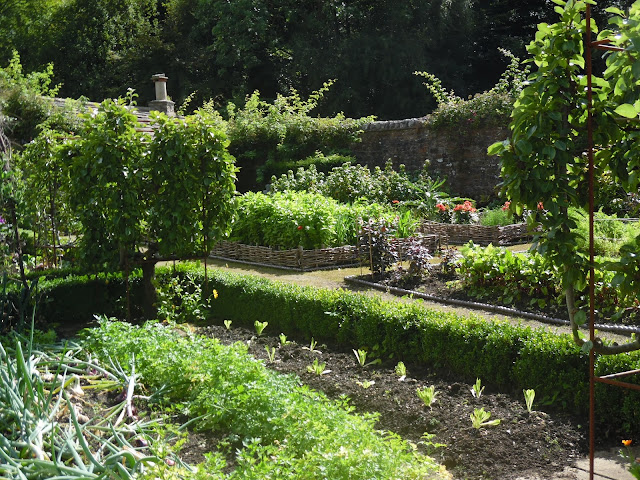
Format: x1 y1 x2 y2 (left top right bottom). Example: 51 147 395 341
194 323 590 480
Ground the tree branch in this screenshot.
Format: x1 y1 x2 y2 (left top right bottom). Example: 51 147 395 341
566 284 640 354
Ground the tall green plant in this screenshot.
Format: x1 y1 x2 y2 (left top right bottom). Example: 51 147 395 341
226 85 373 187
489 0 640 354
67 93 237 317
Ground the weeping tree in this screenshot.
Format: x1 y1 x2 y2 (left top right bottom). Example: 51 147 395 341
33 93 238 318
490 0 640 354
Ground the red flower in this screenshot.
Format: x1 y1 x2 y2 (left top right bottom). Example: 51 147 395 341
453 201 476 213
297 225 303 230
502 201 511 211
436 203 448 212
537 202 544 210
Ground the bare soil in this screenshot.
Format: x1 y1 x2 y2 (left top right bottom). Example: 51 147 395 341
194 323 588 480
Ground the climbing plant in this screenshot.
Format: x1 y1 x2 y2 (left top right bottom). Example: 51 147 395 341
489 0 640 354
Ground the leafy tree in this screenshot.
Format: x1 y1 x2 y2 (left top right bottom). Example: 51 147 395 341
40 0 163 103
489 0 640 354
65 93 237 317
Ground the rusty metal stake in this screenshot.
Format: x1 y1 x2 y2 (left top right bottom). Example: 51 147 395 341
585 5 596 478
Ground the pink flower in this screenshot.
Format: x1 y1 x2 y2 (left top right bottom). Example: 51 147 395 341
502 201 511 211
537 202 544 210
392 200 399 204
436 203 448 212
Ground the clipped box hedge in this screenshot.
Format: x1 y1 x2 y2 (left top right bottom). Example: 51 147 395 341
4 270 144 328
12 264 640 435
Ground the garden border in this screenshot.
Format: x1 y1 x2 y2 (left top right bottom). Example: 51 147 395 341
419 221 532 245
343 275 640 336
210 235 441 271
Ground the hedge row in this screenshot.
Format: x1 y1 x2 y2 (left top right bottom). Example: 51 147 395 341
3 270 144 329
158 264 640 435
10 265 640 435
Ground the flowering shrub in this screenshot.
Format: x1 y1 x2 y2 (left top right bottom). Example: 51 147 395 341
452 200 477 224
434 203 450 223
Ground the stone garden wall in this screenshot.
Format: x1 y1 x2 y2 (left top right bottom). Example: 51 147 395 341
351 118 508 200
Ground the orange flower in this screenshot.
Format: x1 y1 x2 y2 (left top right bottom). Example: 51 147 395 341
623 439 632 447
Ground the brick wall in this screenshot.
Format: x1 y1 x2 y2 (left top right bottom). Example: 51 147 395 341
351 118 508 200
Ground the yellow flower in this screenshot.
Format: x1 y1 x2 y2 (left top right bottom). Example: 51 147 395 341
623 439 632 447
213 289 219 299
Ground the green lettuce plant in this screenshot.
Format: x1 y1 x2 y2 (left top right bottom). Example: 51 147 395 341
470 408 500 429
416 386 438 408
523 389 536 413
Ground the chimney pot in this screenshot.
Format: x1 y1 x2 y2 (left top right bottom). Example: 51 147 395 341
149 73 175 116
151 73 168 101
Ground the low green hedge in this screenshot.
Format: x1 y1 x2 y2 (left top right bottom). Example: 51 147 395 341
158 264 640 435
3 270 144 329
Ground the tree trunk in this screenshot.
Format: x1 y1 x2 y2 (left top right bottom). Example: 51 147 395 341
141 260 158 320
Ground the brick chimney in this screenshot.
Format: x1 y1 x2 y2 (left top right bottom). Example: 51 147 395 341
149 73 175 116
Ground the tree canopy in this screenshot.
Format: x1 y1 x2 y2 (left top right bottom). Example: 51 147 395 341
490 0 640 354
3 0 633 119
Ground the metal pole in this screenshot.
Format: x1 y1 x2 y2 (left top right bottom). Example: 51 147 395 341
585 5 596 479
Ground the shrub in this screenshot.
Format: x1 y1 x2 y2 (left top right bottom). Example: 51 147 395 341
416 49 528 130
269 159 449 210
229 191 408 249
357 218 398 275
322 163 379 204
226 85 373 186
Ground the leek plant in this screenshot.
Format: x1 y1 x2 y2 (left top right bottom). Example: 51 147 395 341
0 325 184 479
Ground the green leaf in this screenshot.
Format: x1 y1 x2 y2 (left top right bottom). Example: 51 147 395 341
611 273 626 287
574 310 587 326
581 341 593 354
614 103 637 119
516 139 533 155
487 141 507 156
542 146 556 159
